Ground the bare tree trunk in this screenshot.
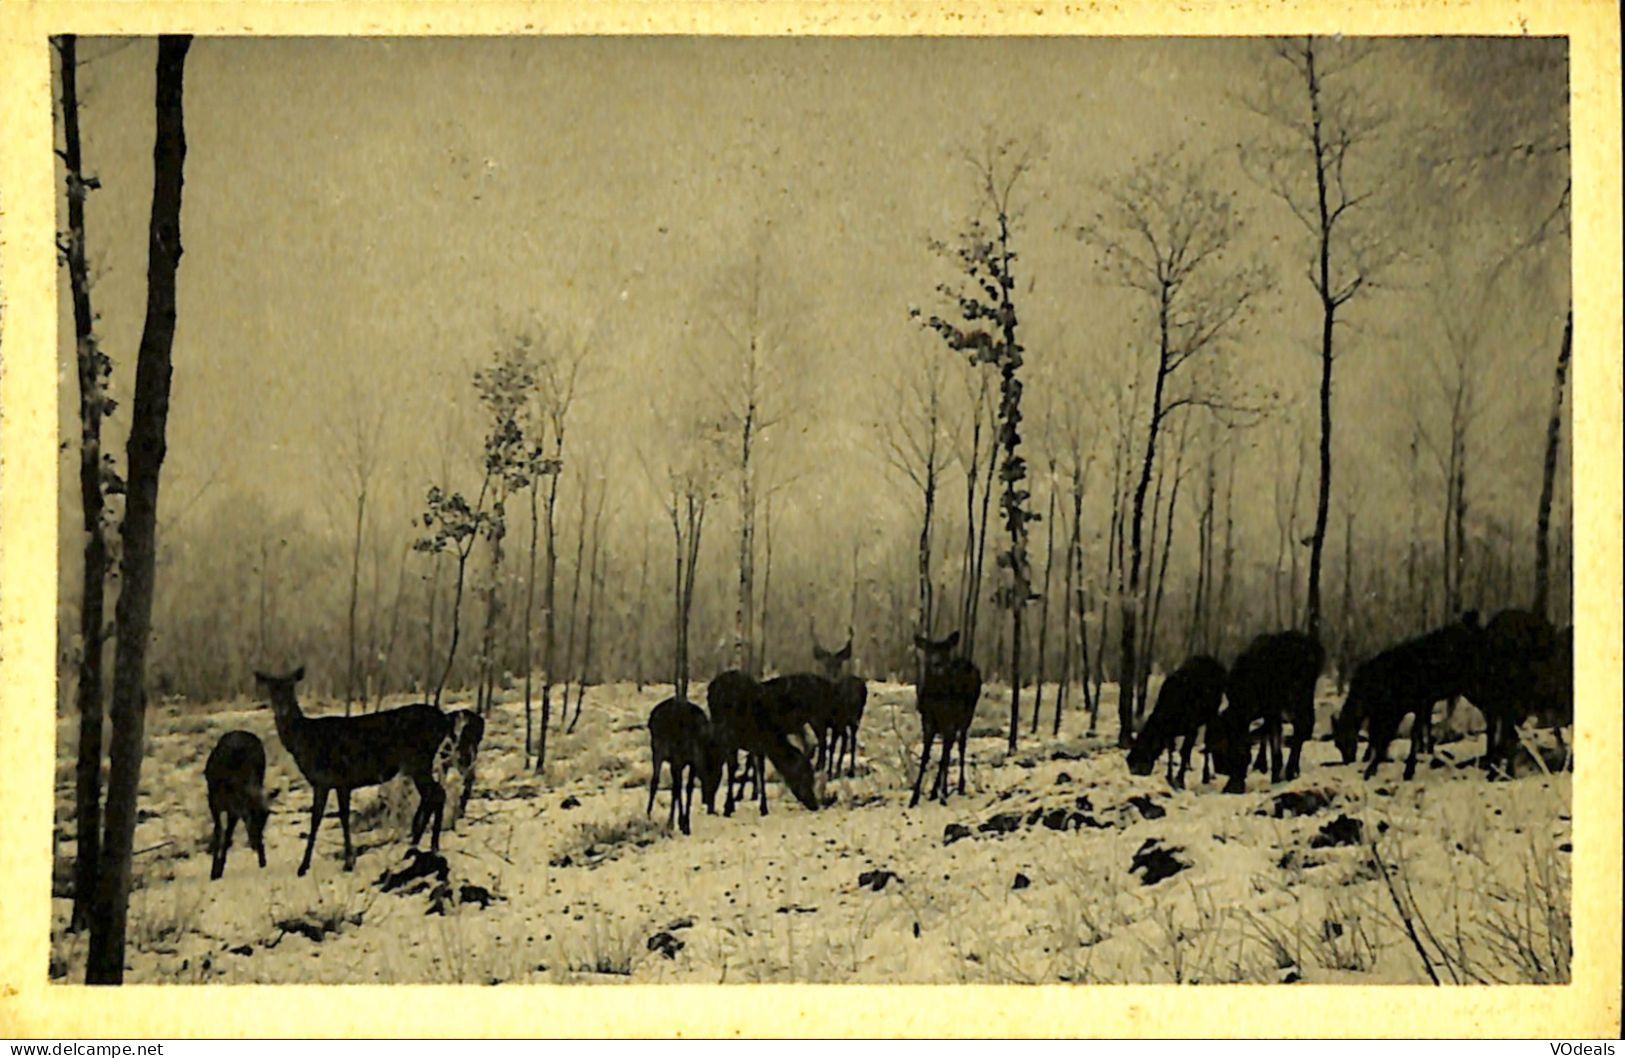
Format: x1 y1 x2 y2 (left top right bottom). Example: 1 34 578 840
757 495 774 676
374 540 410 710
1305 40 1337 641
346 485 366 714
735 404 757 676
522 479 539 757
958 383 984 641
569 483 606 733
1032 463 1058 733
86 35 190 985
1121 305 1172 747
1215 445 1237 655
635 524 649 692
1533 308 1571 617
535 433 563 770
562 477 590 719
1144 439 1186 712
58 33 109 934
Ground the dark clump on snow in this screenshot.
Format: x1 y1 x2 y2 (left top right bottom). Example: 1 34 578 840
1278 848 1323 871
1042 808 1071 831
1267 788 1336 819
560 795 581 809
1050 748 1087 762
858 869 901 892
1073 812 1111 830
1027 807 1045 825
943 823 973 845
1309 815 1365 849
647 931 685 959
376 849 449 892
775 903 818 914
1126 795 1167 820
1056 772 1073 785
1129 838 1190 886
1012 872 1031 890
227 944 253 956
1074 793 1094 812
979 812 1025 835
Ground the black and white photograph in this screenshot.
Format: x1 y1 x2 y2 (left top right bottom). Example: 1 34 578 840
0 3 1618 1031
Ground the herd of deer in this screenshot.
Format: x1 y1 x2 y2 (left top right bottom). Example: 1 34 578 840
200 608 1571 878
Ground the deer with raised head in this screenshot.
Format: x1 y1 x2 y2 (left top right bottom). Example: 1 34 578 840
811 626 868 778
646 696 724 835
909 631 982 807
255 667 454 875
205 730 271 881
441 709 485 824
707 670 820 817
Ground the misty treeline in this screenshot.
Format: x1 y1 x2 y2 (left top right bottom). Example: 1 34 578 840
58 38 1572 761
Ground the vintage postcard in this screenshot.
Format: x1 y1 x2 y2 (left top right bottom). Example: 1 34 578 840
1 0 1619 1039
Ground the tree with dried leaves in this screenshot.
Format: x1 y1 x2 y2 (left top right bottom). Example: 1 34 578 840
917 137 1041 755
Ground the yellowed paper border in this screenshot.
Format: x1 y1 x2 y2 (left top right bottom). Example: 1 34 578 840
2 0 1619 1039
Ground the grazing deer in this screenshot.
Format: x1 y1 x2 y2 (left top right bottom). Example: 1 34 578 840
706 670 820 817
442 709 485 824
1125 655 1227 789
811 629 869 778
909 631 982 807
646 696 724 835
1332 614 1480 780
205 730 271 881
255 667 454 875
1209 631 1323 794
760 672 843 775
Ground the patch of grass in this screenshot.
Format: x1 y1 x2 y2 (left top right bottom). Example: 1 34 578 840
127 880 205 954
549 815 664 867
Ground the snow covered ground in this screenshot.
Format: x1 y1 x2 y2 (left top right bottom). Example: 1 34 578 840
49 677 1571 984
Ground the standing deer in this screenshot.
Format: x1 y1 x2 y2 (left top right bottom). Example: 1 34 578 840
811 628 868 778
1125 654 1227 789
706 670 820 817
646 696 724 835
1209 631 1323 794
255 667 454 875
909 631 982 807
442 709 485 824
205 730 270 881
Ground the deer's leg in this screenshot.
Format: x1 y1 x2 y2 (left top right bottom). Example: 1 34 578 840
209 811 226 881
1177 735 1195 791
723 753 738 817
299 787 328 877
647 747 665 818
934 730 954 803
337 788 355 871
956 726 970 797
755 752 769 817
460 760 477 819
909 725 936 808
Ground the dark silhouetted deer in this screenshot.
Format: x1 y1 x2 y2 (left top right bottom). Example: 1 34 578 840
646 696 724 835
1467 609 1567 777
812 629 869 778
707 670 820 817
1332 613 1481 781
1209 631 1323 794
909 631 982 807
205 730 271 881
1125 655 1227 789
255 667 454 875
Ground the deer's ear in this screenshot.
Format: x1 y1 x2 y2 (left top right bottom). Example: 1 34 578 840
291 665 306 682
835 642 852 662
942 630 960 649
